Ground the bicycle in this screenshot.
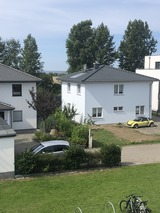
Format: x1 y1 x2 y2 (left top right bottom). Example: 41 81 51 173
119 194 152 213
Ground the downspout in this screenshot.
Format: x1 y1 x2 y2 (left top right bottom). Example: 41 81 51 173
149 83 152 118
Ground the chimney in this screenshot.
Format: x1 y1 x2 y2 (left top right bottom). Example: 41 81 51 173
93 62 100 70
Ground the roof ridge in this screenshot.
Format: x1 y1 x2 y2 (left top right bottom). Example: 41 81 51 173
0 63 41 81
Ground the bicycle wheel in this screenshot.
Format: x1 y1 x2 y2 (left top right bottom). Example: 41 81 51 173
105 201 116 213
120 200 128 213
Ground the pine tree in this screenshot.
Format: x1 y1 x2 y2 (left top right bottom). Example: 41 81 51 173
20 34 43 75
118 19 157 72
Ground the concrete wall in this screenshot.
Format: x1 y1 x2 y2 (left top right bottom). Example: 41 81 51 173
0 137 15 179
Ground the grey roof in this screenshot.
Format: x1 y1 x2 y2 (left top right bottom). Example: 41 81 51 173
0 117 16 137
0 102 15 110
59 65 159 83
0 63 41 82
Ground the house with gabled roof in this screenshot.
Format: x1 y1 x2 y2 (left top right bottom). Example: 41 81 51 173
60 64 158 124
0 63 41 131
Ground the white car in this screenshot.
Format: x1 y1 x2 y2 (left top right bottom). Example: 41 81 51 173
31 140 70 156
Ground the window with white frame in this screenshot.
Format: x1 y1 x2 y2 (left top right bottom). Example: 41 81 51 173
155 62 160 69
113 106 123 112
77 84 81 94
12 84 22 96
135 106 144 115
13 110 23 122
114 84 123 95
67 83 71 93
92 107 102 118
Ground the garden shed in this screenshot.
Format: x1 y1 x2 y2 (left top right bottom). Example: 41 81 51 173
0 117 16 179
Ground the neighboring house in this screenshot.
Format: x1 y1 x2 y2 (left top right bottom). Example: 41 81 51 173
60 64 158 125
0 117 16 179
136 55 160 112
0 63 41 131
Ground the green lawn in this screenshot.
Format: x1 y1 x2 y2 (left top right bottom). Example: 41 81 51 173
0 163 160 212
92 128 130 147
92 127 160 147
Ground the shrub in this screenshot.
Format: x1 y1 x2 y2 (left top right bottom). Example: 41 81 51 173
85 151 102 168
64 145 87 170
70 124 89 146
53 110 73 137
15 150 36 175
34 154 65 173
34 130 54 142
100 144 121 167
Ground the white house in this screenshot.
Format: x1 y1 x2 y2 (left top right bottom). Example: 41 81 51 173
0 63 41 131
136 55 160 112
0 117 16 179
60 64 158 125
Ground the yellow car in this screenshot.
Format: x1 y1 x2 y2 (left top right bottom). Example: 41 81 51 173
127 116 154 128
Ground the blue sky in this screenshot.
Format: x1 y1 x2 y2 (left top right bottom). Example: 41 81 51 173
0 0 160 71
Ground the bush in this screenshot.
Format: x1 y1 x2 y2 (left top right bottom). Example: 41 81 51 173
64 145 87 170
85 151 102 168
53 110 74 137
15 150 36 175
70 124 89 146
34 154 65 173
100 144 121 167
34 131 54 142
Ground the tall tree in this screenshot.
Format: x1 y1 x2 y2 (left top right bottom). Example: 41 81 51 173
20 34 43 75
66 20 94 73
0 37 5 63
93 23 117 65
2 38 21 69
118 19 157 72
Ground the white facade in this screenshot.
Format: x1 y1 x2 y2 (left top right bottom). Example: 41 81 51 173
61 81 153 124
136 55 160 111
0 82 37 130
0 137 15 178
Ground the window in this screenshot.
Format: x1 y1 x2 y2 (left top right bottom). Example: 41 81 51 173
13 110 23 122
113 106 123 112
12 84 22 96
114 84 123 95
67 83 71 93
136 106 144 115
155 62 160 69
77 84 81 94
92 107 102 118
0 112 4 119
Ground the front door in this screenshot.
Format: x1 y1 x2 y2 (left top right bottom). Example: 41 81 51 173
0 112 4 119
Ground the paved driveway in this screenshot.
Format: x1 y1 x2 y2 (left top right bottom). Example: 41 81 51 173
122 144 160 165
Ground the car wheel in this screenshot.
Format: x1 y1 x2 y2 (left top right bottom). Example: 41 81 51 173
150 122 154 127
134 124 138 128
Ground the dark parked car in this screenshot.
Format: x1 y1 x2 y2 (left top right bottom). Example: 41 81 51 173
31 140 70 156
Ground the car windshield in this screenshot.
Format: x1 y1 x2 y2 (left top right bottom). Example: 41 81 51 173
30 144 44 153
134 118 141 121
